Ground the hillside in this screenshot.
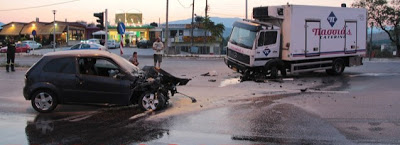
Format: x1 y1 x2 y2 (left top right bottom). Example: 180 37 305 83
168 17 240 38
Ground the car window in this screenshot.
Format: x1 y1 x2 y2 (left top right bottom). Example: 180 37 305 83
71 44 80 49
43 57 76 74
82 44 91 49
78 57 120 78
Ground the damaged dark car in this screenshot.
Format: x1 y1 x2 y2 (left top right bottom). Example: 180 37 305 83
23 50 190 113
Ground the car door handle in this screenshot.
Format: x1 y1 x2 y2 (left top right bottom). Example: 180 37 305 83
75 74 84 85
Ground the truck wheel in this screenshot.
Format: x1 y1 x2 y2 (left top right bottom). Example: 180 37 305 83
326 58 345 75
270 65 278 79
31 90 58 113
138 92 166 111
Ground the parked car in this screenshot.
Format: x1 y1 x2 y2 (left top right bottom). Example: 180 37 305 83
22 40 42 49
23 50 190 113
137 40 153 48
87 39 101 44
0 43 31 53
69 43 108 51
107 40 119 49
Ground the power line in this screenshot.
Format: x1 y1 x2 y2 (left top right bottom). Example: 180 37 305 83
208 12 242 17
177 0 191 8
0 0 80 12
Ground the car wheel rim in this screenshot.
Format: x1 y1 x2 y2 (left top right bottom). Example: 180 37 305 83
34 92 53 111
142 93 159 110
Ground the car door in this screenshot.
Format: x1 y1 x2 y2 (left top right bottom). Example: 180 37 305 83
41 57 79 103
73 57 132 105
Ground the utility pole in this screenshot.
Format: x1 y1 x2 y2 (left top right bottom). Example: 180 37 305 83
245 0 248 19
369 22 373 61
105 9 108 48
204 0 207 49
191 0 195 48
53 10 56 52
166 0 169 54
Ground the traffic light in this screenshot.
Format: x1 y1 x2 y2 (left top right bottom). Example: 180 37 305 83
94 12 104 29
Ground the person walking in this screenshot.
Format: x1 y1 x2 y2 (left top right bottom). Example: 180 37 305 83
152 37 164 69
6 37 16 72
129 51 139 66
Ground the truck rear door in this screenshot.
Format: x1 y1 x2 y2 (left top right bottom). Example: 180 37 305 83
345 21 357 53
305 20 321 57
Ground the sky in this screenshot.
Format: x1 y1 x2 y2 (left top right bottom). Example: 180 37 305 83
0 0 356 25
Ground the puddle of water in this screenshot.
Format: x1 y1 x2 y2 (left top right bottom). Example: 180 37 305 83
219 78 241 87
348 73 400 78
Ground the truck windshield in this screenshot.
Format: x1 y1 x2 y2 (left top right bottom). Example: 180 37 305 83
229 27 256 49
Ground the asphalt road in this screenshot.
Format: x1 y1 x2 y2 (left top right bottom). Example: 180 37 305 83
0 55 400 144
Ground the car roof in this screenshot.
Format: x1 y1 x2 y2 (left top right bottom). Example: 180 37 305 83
44 50 114 58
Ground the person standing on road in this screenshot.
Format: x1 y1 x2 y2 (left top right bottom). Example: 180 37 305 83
152 37 164 69
129 51 139 66
6 37 16 72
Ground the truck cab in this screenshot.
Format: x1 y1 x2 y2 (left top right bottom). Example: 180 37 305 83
225 20 283 77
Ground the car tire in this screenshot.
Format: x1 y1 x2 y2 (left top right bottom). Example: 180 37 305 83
326 58 345 75
26 49 30 53
31 90 58 113
138 92 166 111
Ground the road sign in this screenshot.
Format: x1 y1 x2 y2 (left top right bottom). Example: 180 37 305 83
32 30 37 36
117 22 125 34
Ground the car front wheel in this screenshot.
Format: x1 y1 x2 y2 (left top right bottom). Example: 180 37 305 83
26 49 30 53
139 92 166 111
31 90 58 113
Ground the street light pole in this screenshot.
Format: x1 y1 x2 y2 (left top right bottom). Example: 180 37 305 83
53 10 56 52
166 0 169 54
191 0 195 48
245 0 248 19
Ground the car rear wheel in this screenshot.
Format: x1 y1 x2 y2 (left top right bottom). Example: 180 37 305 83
139 92 166 111
26 49 30 53
31 90 58 113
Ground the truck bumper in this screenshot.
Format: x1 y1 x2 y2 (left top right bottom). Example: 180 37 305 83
225 57 254 73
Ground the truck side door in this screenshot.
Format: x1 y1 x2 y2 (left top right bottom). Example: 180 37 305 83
254 30 280 66
345 21 357 53
305 21 321 57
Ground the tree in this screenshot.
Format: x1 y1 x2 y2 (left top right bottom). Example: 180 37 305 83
352 0 400 56
203 17 225 41
150 22 158 27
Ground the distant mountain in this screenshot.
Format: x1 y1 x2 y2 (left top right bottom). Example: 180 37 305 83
168 17 240 38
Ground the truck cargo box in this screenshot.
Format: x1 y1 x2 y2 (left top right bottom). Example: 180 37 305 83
276 5 367 61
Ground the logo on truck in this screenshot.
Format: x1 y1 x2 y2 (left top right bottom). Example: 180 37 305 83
327 11 337 27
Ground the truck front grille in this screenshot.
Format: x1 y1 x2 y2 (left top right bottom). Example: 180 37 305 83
228 49 250 64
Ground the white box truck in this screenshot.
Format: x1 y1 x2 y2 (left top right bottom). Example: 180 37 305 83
225 4 367 78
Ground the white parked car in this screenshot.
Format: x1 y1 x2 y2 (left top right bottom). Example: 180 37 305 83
22 40 42 49
87 39 101 44
69 43 108 51
107 40 119 49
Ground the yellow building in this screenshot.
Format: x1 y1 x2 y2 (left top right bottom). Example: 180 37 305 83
107 25 159 46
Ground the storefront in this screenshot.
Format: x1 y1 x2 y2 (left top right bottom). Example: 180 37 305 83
108 25 155 46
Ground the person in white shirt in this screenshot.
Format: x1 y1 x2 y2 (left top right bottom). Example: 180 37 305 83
152 37 164 69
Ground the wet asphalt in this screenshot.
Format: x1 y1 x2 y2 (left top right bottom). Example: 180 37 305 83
0 55 400 144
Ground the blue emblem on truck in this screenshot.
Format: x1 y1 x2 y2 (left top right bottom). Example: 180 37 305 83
327 12 337 27
263 49 271 56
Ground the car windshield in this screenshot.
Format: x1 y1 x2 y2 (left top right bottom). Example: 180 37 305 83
109 53 139 73
229 26 257 49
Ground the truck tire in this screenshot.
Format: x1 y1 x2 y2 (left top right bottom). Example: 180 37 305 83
326 58 345 75
265 63 278 79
